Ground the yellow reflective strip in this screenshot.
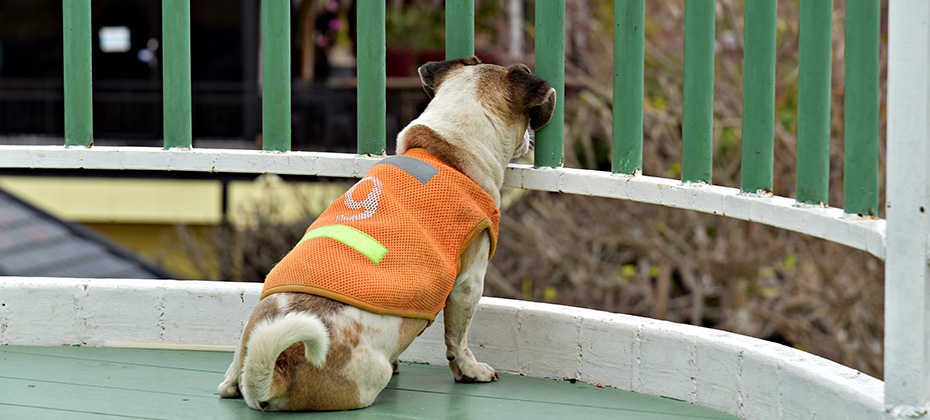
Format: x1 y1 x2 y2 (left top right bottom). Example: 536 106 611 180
297 225 388 265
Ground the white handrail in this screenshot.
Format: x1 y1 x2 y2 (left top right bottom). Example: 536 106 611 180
0 145 887 261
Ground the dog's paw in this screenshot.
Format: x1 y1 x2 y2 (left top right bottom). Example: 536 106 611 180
451 360 499 383
217 379 241 398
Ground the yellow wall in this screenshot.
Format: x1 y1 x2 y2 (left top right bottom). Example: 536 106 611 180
83 222 210 279
0 177 223 224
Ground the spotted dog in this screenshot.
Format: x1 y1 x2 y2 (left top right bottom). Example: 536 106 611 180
218 56 556 411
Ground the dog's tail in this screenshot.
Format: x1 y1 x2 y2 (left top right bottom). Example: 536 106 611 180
240 312 330 405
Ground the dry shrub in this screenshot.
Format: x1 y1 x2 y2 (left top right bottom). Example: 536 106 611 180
486 192 883 378
165 176 330 282
171 217 311 283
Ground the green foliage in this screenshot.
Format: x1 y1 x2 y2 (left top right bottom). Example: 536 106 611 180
385 5 444 49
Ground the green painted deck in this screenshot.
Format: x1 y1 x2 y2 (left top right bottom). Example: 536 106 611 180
1 345 739 420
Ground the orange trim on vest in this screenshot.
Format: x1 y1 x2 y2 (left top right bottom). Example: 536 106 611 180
260 149 500 322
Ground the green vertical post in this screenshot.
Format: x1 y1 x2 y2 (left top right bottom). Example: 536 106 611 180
163 0 193 149
262 0 291 152
844 0 880 216
357 1 386 155
62 0 93 147
740 0 777 193
534 0 565 168
682 0 715 184
612 0 645 175
446 0 474 60
796 0 833 205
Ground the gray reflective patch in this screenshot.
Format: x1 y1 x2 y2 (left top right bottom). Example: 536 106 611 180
378 156 439 184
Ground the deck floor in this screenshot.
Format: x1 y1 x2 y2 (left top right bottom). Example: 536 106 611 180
1 345 738 419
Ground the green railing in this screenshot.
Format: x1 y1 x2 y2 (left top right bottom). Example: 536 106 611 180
674 0 879 215
611 0 644 175
59 0 880 216
533 0 566 168
62 0 93 147
796 0 832 205
739 0 776 194
682 0 716 185
356 1 386 155
261 0 292 152
843 0 880 216
162 0 193 149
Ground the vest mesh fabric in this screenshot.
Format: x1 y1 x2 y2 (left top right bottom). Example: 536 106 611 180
260 148 500 321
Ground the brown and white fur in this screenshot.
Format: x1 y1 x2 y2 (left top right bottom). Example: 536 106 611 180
217 56 556 411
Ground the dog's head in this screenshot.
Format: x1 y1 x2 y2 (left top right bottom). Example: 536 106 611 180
416 56 557 159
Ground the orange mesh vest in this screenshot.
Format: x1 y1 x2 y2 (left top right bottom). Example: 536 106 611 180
260 148 500 322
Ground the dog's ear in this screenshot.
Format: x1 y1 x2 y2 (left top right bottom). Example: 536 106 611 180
417 56 482 98
528 87 557 131
507 65 557 130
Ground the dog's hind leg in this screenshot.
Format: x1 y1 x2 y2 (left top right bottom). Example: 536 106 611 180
218 293 289 399
444 232 499 383
219 336 244 397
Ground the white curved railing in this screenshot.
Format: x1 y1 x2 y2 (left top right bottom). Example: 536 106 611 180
0 146 885 259
0 277 884 419
0 145 887 260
